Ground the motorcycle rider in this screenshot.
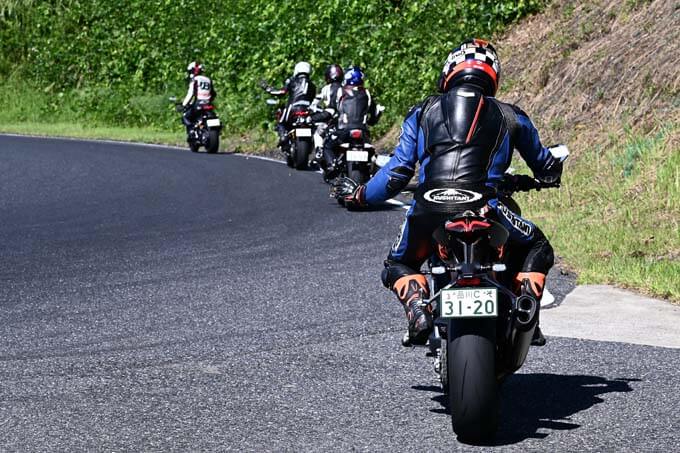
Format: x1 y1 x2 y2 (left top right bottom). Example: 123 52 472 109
320 65 382 178
310 64 344 169
181 61 216 136
334 39 562 346
264 61 317 150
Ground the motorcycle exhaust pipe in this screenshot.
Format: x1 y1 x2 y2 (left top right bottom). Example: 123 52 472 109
514 294 538 331
505 295 539 373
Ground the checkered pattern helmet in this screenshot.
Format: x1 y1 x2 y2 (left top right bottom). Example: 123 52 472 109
437 39 501 96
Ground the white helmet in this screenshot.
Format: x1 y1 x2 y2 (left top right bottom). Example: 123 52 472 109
293 61 311 77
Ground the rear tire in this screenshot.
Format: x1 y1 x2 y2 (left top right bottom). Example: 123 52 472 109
294 139 310 170
206 129 220 154
448 318 498 443
347 161 369 184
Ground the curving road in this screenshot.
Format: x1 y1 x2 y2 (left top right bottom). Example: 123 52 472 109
1 135 678 451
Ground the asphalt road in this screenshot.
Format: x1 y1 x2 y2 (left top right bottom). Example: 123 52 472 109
1 136 678 452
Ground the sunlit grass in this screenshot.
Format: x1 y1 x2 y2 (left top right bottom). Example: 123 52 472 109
0 122 185 145
515 127 679 301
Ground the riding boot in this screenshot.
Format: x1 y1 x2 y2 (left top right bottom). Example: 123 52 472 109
276 124 289 150
392 274 432 346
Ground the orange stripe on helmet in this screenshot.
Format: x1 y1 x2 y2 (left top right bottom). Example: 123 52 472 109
444 60 498 92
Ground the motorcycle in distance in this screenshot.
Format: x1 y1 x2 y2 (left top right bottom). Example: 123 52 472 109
170 96 221 153
330 128 377 186
328 104 386 187
263 98 314 170
258 77 315 170
412 145 569 443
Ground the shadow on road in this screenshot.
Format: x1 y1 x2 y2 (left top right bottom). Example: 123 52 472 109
413 373 638 445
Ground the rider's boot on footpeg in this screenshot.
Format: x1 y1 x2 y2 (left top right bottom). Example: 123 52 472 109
392 274 432 346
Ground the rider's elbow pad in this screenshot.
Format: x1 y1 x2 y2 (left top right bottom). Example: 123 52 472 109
386 166 414 197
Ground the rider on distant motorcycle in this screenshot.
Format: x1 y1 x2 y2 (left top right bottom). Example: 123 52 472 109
182 61 216 135
310 64 344 169
320 66 382 178
334 39 563 346
264 61 317 149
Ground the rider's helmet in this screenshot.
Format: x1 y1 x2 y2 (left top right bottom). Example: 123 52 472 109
186 61 205 78
343 66 364 86
437 39 501 96
293 61 311 77
324 64 344 83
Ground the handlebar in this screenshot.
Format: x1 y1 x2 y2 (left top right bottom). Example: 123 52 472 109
498 174 560 194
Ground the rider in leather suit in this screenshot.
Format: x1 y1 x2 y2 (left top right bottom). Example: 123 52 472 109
320 66 381 177
182 62 216 135
336 39 563 346
265 62 317 149
310 64 344 169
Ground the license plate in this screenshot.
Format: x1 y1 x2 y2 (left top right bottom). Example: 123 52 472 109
294 128 312 137
440 288 497 318
346 150 369 162
206 118 221 127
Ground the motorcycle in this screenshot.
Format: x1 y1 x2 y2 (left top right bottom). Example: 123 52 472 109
171 98 221 153
327 104 385 185
414 145 569 442
264 98 313 170
332 128 377 185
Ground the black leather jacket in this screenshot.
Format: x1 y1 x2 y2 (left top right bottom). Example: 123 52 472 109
336 85 379 130
270 74 316 107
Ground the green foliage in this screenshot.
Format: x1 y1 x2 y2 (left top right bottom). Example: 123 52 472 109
0 0 543 133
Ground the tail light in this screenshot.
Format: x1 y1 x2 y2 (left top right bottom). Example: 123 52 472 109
350 129 362 139
293 110 309 117
445 219 491 233
457 277 481 286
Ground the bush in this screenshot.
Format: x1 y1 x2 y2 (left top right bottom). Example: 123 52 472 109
1 0 543 132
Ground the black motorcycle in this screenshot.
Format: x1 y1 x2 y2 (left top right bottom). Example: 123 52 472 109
415 146 569 442
173 100 221 153
332 128 376 185
264 98 313 170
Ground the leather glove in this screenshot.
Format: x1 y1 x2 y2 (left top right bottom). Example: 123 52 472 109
344 184 367 209
331 177 366 209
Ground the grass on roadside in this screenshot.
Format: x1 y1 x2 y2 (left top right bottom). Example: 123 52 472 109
514 126 679 301
0 122 185 146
